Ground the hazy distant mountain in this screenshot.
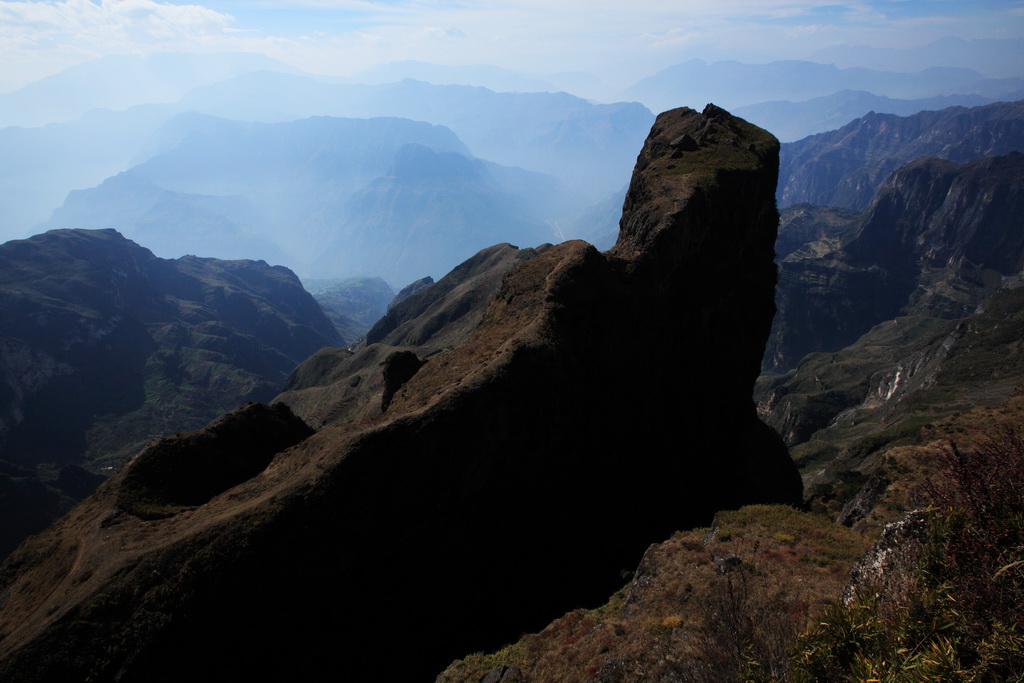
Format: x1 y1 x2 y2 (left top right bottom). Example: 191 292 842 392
736 90 996 142
303 277 395 342
0 105 176 237
623 59 1024 116
349 60 558 93
178 72 653 199
808 36 1024 80
778 100 1024 210
1 71 649 249
0 52 297 129
41 114 565 285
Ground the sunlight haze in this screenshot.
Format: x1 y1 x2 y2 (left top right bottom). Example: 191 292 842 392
2 0 1021 95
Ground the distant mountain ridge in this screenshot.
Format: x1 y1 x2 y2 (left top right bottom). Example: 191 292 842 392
736 90 998 143
623 59 1024 118
0 52 299 128
777 99 1024 210
41 115 561 285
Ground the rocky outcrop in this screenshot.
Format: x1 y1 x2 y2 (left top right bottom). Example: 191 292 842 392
0 106 800 682
778 99 1024 210
766 151 1024 373
843 510 929 606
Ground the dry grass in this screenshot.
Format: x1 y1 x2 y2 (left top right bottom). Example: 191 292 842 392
439 505 870 682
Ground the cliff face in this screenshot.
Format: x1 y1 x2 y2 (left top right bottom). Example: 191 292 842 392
0 106 800 682
778 100 1024 210
766 152 1024 374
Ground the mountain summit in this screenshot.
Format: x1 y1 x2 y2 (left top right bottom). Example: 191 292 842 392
0 105 800 681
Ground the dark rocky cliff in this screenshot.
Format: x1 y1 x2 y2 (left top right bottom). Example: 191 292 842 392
766 151 1024 374
0 106 800 682
778 99 1024 210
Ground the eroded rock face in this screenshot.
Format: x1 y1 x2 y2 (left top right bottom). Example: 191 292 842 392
778 100 1024 210
766 152 1024 373
0 106 800 682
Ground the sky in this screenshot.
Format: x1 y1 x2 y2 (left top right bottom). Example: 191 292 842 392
0 0 1022 93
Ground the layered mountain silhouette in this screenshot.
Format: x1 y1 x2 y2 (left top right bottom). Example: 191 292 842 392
736 90 995 143
778 99 1024 210
40 115 562 285
2 73 654 247
0 228 340 559
0 105 801 681
624 60 1023 118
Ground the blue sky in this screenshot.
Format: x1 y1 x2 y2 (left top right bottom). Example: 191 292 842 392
0 0 1021 92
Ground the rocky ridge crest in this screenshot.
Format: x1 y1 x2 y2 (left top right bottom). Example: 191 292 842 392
0 105 800 682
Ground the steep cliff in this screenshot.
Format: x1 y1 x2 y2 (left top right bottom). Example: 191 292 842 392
778 99 1024 210
766 152 1024 373
0 106 800 682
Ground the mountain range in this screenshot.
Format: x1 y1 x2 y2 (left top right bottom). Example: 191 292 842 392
0 105 802 681
624 59 1024 119
40 114 566 286
0 228 340 559
777 99 1024 210
1 49 1024 680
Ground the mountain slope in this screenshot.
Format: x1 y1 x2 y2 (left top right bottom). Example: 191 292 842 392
0 228 340 557
0 105 800 682
766 151 1024 373
778 99 1024 210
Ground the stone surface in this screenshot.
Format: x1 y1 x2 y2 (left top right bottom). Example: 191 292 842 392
0 106 801 682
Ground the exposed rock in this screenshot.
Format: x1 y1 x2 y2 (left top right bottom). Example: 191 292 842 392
380 350 425 411
116 402 313 519
844 510 929 606
481 664 525 682
778 99 1024 210
836 470 891 529
766 151 1024 373
0 106 800 682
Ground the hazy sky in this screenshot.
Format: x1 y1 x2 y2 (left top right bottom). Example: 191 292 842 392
1 0 1022 92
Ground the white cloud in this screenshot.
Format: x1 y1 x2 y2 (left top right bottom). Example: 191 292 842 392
0 0 1021 93
0 0 235 89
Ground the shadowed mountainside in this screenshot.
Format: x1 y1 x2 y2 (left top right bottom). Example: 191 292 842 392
0 228 340 558
777 99 1024 210
0 105 801 682
766 151 1024 374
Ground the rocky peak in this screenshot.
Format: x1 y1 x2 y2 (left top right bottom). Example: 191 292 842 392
0 106 800 682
